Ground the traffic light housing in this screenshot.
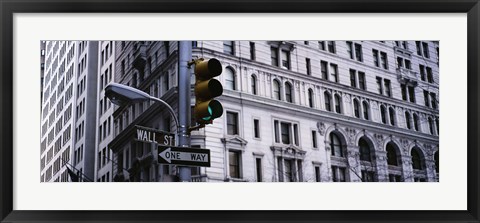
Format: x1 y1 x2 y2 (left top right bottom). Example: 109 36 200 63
193 58 223 124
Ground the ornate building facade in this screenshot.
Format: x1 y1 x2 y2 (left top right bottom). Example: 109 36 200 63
108 40 439 182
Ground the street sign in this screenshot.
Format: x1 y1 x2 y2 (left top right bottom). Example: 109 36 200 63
135 125 175 146
158 146 211 167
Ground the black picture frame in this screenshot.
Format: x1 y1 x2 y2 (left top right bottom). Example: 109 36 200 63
1 0 479 222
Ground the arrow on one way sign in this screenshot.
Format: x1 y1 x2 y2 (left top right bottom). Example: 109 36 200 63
158 146 211 167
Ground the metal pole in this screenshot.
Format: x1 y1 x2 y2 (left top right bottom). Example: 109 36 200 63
178 41 192 181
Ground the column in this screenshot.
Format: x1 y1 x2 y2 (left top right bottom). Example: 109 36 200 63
424 158 438 182
401 155 414 182
374 150 389 182
347 145 362 182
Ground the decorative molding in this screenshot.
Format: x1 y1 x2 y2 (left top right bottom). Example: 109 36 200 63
374 133 384 148
221 135 248 147
317 122 326 136
344 94 351 103
345 127 357 145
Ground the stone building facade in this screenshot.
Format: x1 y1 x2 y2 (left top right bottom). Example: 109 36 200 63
108 40 439 182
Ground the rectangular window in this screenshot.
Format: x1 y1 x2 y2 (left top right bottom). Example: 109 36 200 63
384 79 391 97
332 166 346 182
380 52 388 69
397 57 403 68
320 61 328 80
372 49 379 67
405 59 411 69
223 41 234 55
270 47 279 67
280 122 291 144
284 159 294 182
423 90 430 107
281 49 290 69
253 119 260 138
318 41 325 50
229 150 241 179
426 67 434 83
376 77 383 94
305 58 311 75
416 41 422 55
227 112 238 135
312 130 317 148
347 41 354 59
293 124 299 146
349 69 356 88
164 41 170 56
354 43 363 62
361 170 375 182
422 42 430 58
274 120 279 143
327 41 336 53
315 166 321 182
419 64 426 81
401 84 407 101
358 72 366 90
330 63 338 82
430 92 437 109
249 42 255 60
408 86 416 103
256 158 262 182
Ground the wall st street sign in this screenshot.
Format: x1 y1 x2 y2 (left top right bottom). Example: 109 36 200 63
158 146 211 167
135 125 175 146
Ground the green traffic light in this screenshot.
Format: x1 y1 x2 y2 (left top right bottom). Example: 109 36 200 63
202 106 213 121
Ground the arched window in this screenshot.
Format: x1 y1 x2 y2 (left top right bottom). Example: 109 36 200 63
330 132 344 157
251 74 257 95
334 94 342 114
273 79 281 100
434 151 439 173
380 105 387 124
389 107 396 126
405 111 412 129
285 82 293 103
413 113 420 131
324 92 332 111
308 89 314 108
411 147 424 170
224 67 235 90
386 143 398 166
428 117 435 135
359 137 371 162
353 99 360 118
362 101 369 120
435 118 439 135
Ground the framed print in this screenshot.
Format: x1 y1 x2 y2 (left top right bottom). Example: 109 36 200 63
1 0 479 222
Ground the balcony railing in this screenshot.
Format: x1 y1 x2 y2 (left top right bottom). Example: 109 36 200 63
132 42 147 70
394 46 413 57
191 174 208 182
396 67 419 86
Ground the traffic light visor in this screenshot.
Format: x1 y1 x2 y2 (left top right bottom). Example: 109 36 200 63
195 58 222 79
195 79 223 99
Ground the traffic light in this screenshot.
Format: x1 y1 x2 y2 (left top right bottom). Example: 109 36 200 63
193 58 223 124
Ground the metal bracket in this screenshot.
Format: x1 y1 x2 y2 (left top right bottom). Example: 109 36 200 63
188 124 206 133
187 58 204 68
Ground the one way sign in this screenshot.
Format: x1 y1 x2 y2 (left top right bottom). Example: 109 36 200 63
158 146 211 167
